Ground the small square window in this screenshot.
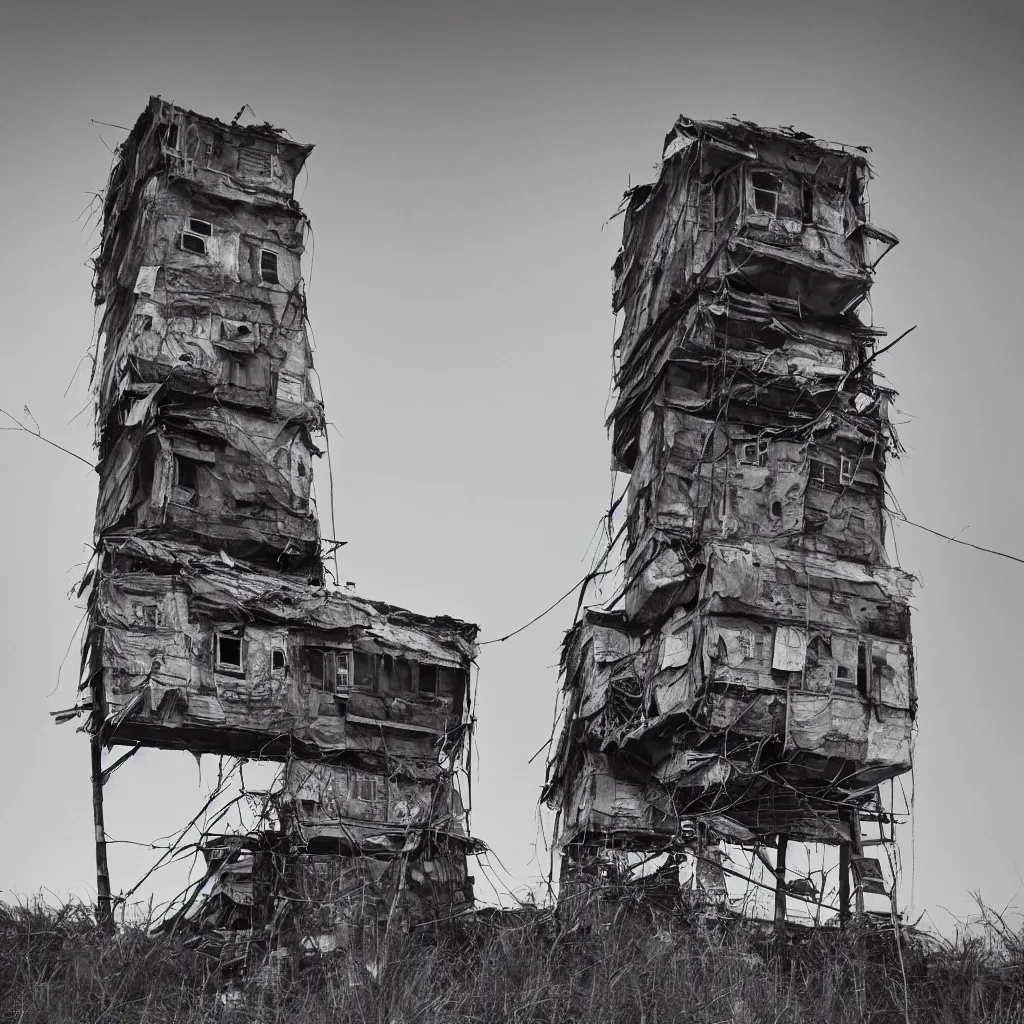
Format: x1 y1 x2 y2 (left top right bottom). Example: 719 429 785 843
737 437 769 467
181 231 207 256
351 772 379 804
142 604 161 628
272 648 286 672
216 633 244 673
809 459 840 488
189 219 213 237
259 250 279 285
839 457 854 485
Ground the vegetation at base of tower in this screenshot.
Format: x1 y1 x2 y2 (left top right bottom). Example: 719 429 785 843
3 898 1024 1023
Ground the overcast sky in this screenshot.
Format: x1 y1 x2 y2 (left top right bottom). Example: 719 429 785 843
0 0 1021 930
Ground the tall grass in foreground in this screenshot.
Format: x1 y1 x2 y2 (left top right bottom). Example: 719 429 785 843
2 898 1024 1023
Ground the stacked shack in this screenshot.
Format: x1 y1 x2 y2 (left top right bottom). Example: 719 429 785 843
544 118 914 924
74 97 480 944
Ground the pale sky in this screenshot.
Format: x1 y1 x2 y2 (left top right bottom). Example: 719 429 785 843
0 0 1021 930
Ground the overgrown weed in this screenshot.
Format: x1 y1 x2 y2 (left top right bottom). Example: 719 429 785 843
2 897 1024 1022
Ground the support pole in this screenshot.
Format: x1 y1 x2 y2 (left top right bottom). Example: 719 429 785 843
850 808 865 916
90 733 114 934
774 834 788 936
839 840 851 929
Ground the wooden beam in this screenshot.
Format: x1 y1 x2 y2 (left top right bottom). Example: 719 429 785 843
774 834 788 936
90 734 113 934
850 808 865 916
839 841 851 929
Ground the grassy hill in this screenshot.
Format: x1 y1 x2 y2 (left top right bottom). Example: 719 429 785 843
3 898 1022 1022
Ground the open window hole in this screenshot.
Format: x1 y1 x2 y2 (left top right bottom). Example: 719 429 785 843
216 634 242 671
259 249 279 285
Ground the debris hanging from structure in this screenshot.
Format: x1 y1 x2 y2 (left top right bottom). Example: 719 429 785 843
544 117 914 928
65 97 482 949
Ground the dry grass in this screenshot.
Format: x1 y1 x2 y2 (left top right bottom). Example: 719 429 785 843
2 897 1024 1023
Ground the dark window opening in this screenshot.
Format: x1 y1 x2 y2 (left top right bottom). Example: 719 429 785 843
189 219 213 237
297 461 306 477
751 171 781 216
236 325 251 336
305 648 352 695
353 651 376 691
216 634 243 673
437 666 459 698
770 500 783 519
260 249 279 285
272 649 285 671
856 642 868 698
419 664 438 695
141 604 161 627
870 651 886 703
174 455 200 506
757 323 788 349
809 459 840 488
180 231 207 256
306 648 326 689
802 181 815 225
395 658 413 693
159 123 179 150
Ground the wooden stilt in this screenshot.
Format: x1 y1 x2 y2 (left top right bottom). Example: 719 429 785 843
90 733 114 934
774 834 788 936
850 808 865 916
839 840 851 930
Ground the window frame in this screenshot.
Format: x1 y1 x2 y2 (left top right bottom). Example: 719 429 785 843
215 631 245 675
737 437 769 467
180 218 213 257
173 454 200 507
159 123 179 151
259 248 280 286
303 646 353 696
418 664 438 695
749 169 781 218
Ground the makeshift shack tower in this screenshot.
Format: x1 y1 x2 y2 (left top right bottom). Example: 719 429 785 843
544 118 914 926
71 98 480 944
